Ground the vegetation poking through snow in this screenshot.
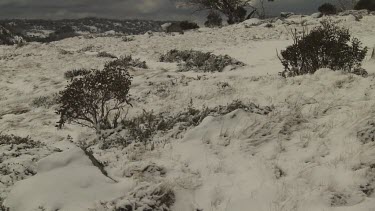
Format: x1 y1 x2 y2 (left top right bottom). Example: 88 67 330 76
30 94 60 109
160 49 244 72
279 21 367 77
0 134 53 198
91 182 175 211
97 51 118 59
64 68 92 80
104 55 148 70
56 64 133 132
179 21 200 31
100 100 272 149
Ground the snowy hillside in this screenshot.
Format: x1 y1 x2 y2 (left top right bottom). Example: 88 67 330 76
1 12 375 211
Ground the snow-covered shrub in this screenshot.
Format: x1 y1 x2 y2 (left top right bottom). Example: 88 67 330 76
97 51 117 59
0 134 53 201
105 56 148 70
355 0 375 11
64 68 91 80
318 3 337 15
56 65 132 132
30 94 59 108
0 197 10 211
160 49 244 72
279 21 368 77
102 100 272 149
0 25 25 45
205 11 223 28
179 21 199 31
90 182 175 211
122 36 135 42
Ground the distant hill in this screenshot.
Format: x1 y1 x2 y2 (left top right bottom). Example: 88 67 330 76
0 18 174 43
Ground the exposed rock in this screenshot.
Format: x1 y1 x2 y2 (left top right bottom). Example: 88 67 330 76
280 12 295 18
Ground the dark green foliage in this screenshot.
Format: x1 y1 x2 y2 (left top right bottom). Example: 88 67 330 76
318 3 337 15
205 11 223 28
64 68 91 80
355 0 375 11
56 65 132 132
179 21 199 30
160 49 244 72
279 22 368 77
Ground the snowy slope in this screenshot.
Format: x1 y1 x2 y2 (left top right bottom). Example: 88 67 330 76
1 13 375 211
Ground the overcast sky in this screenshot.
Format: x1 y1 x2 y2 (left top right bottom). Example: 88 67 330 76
0 0 353 21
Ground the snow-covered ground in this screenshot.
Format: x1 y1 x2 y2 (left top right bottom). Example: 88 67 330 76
1 13 375 211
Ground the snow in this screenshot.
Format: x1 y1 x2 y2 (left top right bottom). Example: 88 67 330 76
4 147 134 211
1 13 375 211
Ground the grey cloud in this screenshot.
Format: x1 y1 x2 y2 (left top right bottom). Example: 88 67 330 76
0 0 346 20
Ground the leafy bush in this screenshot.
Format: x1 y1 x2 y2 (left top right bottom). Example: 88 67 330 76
279 21 368 77
318 3 337 15
56 64 133 132
179 21 199 30
105 56 148 70
355 0 375 11
160 49 244 72
64 68 91 80
205 11 223 28
97 51 117 58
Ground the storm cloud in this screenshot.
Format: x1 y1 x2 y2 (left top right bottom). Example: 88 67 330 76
0 0 350 20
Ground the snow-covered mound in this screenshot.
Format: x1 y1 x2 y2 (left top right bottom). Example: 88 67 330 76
1 13 375 211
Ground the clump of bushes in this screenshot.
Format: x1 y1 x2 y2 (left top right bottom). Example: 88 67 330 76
279 21 368 77
105 55 148 70
355 0 375 11
179 21 199 31
64 68 91 80
318 3 337 15
56 63 133 133
97 51 117 58
205 11 223 28
160 49 244 72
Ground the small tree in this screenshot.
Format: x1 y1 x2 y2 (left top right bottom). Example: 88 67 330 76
279 21 368 77
56 65 132 132
205 11 223 27
354 0 375 11
182 0 276 23
318 3 337 15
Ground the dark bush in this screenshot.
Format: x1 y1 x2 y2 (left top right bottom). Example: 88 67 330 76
160 49 244 72
279 21 368 77
105 55 148 70
179 21 199 31
205 11 223 28
64 68 91 80
227 6 247 24
97 51 117 58
56 64 132 132
318 3 337 15
355 0 375 11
